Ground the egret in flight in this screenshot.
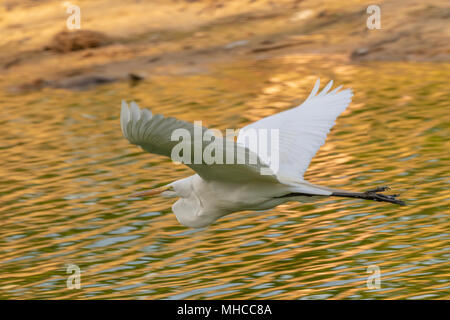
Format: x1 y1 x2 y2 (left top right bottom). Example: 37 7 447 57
121 79 404 228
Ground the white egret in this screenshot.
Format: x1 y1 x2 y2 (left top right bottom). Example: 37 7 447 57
121 79 404 228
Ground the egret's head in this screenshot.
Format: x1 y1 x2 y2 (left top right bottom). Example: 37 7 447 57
132 176 208 228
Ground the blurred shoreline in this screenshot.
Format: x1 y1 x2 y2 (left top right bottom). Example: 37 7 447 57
0 0 449 92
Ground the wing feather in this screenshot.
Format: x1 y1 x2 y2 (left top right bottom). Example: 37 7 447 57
237 79 353 184
120 101 277 183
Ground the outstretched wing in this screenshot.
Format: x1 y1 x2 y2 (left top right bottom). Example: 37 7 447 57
120 101 278 183
237 79 353 184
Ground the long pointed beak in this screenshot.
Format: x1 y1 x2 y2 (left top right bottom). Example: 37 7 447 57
131 185 171 197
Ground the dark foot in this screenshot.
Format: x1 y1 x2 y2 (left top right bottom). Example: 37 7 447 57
363 187 405 205
332 186 406 206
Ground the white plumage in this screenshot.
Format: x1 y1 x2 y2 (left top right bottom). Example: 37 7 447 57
121 79 404 228
238 79 352 183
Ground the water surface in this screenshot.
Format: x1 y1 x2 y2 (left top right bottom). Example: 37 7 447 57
0 55 449 299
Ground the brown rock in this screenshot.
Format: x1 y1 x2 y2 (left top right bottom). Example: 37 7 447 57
45 30 111 53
